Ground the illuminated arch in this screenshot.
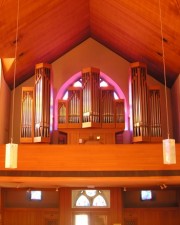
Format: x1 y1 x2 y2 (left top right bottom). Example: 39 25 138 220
54 71 128 130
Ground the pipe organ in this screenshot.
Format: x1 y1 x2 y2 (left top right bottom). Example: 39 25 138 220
68 87 82 127
20 63 51 143
115 99 125 129
58 67 125 140
81 67 101 128
101 87 125 129
20 87 34 143
149 87 162 142
58 101 67 127
19 61 163 144
130 62 149 142
130 62 162 143
34 63 51 143
101 86 115 127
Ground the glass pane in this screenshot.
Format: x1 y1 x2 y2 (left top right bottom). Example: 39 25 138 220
76 195 90 206
75 214 88 225
114 92 119 99
72 190 110 208
100 81 108 87
73 81 82 87
93 195 107 206
94 215 107 225
85 190 97 197
62 91 68 100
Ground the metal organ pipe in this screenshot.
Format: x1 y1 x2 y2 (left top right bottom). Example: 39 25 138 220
20 88 34 142
130 62 149 142
34 63 51 142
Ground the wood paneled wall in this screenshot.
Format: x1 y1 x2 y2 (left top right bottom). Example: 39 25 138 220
2 188 180 225
0 144 180 171
0 143 180 187
3 208 59 225
124 208 180 225
4 206 180 225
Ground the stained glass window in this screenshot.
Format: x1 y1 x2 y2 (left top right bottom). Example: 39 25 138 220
93 195 107 206
72 190 110 208
62 78 119 100
76 195 90 206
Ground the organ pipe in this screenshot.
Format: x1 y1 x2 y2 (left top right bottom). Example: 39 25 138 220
82 67 101 128
58 67 125 133
130 62 149 142
130 62 162 143
58 100 67 128
115 99 125 129
34 63 51 143
20 87 34 143
101 86 115 128
67 87 82 128
149 87 162 142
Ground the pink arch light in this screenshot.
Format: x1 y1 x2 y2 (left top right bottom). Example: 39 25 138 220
54 71 128 130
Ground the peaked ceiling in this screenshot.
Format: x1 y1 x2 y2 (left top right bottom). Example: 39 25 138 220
1 0 180 89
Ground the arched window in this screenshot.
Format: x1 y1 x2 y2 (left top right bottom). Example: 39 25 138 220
93 195 107 206
58 69 125 130
55 68 127 131
72 189 110 208
62 77 119 101
76 195 90 206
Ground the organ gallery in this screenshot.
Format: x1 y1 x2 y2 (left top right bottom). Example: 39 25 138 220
20 63 162 144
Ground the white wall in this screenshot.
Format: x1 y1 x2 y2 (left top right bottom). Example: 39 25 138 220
0 59 11 144
171 74 180 142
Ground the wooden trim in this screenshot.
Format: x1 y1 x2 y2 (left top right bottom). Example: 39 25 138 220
0 144 180 171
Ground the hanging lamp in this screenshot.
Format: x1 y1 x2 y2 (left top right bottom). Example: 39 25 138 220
5 0 20 168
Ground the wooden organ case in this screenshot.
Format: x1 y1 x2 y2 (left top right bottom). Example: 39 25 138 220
101 86 125 130
58 87 82 129
58 67 125 144
20 87 34 143
34 63 51 143
130 62 149 142
82 67 101 128
148 87 162 142
130 62 162 143
20 63 51 143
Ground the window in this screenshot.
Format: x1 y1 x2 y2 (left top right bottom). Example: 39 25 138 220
72 190 110 208
30 190 42 200
140 190 153 201
62 78 119 100
75 214 88 225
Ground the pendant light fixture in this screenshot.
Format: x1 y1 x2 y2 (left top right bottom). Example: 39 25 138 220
158 0 176 164
5 0 20 168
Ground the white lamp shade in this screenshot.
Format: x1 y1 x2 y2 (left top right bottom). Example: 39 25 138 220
163 139 176 164
5 143 18 168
